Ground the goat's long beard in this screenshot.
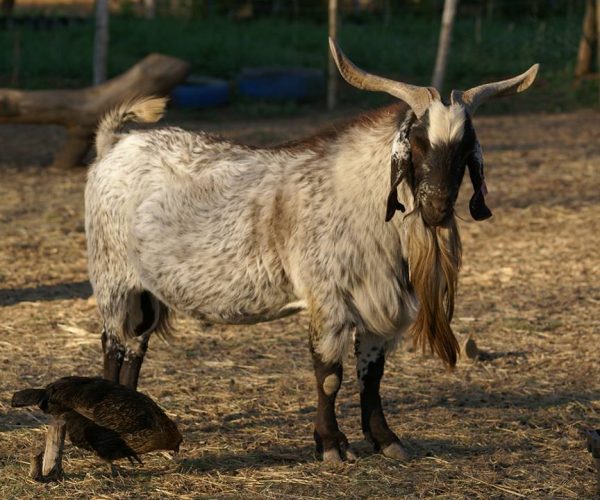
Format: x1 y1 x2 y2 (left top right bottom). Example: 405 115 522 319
403 213 462 368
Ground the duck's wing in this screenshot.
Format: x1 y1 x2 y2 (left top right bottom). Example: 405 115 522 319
47 376 160 434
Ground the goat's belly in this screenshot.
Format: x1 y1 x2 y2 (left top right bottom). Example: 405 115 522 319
189 300 307 325
149 275 304 325
133 246 302 324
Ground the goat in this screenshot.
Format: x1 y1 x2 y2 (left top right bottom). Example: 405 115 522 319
85 39 538 463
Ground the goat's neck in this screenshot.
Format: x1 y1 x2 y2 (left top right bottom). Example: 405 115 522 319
330 106 414 231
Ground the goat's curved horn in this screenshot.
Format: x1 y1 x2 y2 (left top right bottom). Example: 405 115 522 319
451 64 539 115
328 38 439 118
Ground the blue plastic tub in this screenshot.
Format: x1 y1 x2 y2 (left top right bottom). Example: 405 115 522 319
171 76 230 108
237 67 325 102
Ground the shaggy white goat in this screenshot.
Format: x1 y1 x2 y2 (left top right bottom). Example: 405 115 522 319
85 39 538 463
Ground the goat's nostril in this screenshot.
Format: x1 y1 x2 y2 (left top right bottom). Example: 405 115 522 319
422 198 453 226
430 199 448 213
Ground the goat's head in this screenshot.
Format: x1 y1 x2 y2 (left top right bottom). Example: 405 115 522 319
329 38 539 227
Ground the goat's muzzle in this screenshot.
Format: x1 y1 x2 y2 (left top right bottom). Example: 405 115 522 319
421 199 454 228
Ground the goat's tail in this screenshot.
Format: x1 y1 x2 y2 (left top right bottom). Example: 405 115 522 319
11 388 47 408
96 96 168 159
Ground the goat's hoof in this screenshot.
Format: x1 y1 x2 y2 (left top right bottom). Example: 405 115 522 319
318 431 357 463
322 446 357 464
382 442 410 461
344 446 358 462
322 448 343 464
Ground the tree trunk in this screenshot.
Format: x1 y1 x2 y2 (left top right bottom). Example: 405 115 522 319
432 0 459 90
575 0 597 78
93 0 110 85
0 54 191 168
327 0 338 111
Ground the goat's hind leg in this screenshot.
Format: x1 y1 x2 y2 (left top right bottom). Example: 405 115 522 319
355 333 409 460
119 291 161 389
100 289 163 390
119 333 151 390
102 322 149 390
102 328 126 383
97 280 131 383
119 290 168 390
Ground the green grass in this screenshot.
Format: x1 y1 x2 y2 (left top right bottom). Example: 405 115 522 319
0 12 596 112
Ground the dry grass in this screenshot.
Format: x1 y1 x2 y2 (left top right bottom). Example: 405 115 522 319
0 108 599 498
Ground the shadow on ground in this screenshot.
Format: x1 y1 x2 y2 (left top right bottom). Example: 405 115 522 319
0 281 92 306
0 410 49 433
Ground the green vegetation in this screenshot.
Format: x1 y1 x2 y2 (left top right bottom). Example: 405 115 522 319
0 12 595 112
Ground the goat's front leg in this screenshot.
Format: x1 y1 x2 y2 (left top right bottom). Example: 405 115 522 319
309 326 355 463
355 333 409 460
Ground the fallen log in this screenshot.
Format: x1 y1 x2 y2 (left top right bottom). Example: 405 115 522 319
0 53 191 168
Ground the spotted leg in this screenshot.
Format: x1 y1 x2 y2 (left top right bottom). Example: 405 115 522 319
101 291 163 390
309 332 355 463
102 329 125 384
355 333 409 460
119 332 151 390
103 327 152 390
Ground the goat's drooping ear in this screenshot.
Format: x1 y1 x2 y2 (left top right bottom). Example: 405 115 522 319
467 139 492 221
386 112 415 222
451 64 539 115
328 37 440 118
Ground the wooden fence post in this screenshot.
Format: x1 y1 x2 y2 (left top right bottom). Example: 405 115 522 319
93 0 110 85
432 0 458 90
143 0 157 19
575 0 597 78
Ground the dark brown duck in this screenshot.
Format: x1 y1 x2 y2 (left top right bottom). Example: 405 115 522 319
12 376 182 467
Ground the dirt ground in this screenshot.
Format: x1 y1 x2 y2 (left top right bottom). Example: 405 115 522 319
0 107 599 499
